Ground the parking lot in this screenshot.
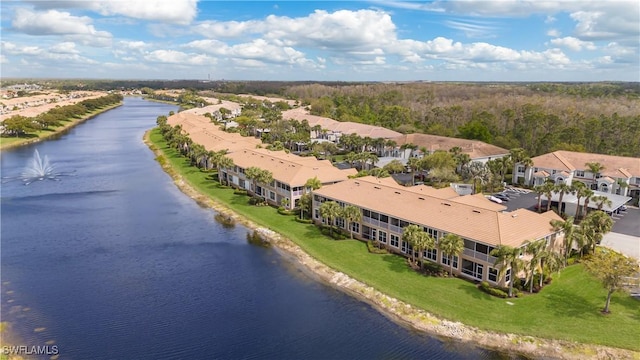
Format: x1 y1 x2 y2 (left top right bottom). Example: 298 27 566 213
493 187 639 238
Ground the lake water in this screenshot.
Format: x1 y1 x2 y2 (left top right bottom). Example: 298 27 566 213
1 97 513 359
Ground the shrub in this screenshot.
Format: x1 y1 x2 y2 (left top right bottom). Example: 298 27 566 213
366 240 388 254
233 189 248 195
422 261 447 277
294 217 313 224
479 281 508 298
277 207 295 216
249 196 268 206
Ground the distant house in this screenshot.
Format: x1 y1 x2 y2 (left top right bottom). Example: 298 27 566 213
391 133 510 163
513 151 640 200
282 107 402 142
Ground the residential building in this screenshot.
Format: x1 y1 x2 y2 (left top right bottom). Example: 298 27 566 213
513 151 640 200
168 112 358 210
312 176 563 286
283 107 402 141
167 112 262 153
222 148 357 209
392 133 510 163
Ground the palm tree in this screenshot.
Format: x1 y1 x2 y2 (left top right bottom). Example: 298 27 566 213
550 216 576 264
539 249 563 287
581 188 594 219
498 155 513 184
299 193 312 220
463 161 490 194
319 201 342 238
585 162 605 189
439 233 464 276
524 240 546 293
581 210 614 254
572 181 589 219
305 176 322 193
554 182 574 215
542 181 556 212
413 232 436 270
534 184 545 213
592 195 613 211
341 205 362 240
217 156 234 186
407 157 422 185
490 245 524 297
402 224 422 264
345 152 359 169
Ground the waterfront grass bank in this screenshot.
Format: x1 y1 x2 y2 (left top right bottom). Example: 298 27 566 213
0 102 122 151
146 127 640 357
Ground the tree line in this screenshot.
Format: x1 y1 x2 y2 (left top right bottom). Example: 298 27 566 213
283 82 640 157
1 93 123 137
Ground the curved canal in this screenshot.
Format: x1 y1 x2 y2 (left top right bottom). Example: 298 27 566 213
1 97 511 359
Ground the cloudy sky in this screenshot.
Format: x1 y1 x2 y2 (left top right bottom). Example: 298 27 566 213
1 0 638 81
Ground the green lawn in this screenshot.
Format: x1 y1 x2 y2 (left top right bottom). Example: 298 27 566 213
149 128 640 351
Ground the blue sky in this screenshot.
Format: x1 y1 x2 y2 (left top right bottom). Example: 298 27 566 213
1 1 638 81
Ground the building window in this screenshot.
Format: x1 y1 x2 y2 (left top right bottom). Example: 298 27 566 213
517 166 525 173
351 222 360 235
378 231 387 244
576 170 585 177
269 191 276 201
505 268 511 283
442 254 459 269
336 217 345 229
390 234 399 248
424 248 437 261
314 209 319 219
488 268 498 283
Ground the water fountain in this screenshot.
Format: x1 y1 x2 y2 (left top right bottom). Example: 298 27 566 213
2 149 75 185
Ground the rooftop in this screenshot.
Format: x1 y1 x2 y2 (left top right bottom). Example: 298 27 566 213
531 151 640 179
392 133 510 160
314 176 561 247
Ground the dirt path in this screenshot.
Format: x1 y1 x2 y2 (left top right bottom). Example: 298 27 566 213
144 132 639 360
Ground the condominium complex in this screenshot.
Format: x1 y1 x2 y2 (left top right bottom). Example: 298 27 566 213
312 176 563 285
514 150 640 201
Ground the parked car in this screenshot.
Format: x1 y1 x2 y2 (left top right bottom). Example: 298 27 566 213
619 204 628 211
489 196 503 204
493 193 510 202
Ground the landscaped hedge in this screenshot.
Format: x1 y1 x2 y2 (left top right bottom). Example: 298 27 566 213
366 240 388 254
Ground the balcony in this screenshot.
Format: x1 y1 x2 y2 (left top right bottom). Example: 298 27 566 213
463 248 497 264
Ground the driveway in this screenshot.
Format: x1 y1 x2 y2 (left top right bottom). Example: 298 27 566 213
611 207 640 237
601 232 640 261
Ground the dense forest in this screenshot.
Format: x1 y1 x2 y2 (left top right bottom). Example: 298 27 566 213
283 83 640 157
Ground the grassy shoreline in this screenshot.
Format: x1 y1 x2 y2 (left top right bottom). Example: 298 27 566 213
146 127 640 357
0 102 122 151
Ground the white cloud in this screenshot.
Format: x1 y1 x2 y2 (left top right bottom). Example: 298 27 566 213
26 0 198 25
11 8 112 47
144 49 214 65
1 41 43 56
443 19 498 38
547 29 560 37
49 41 79 54
12 8 109 36
550 37 597 51
195 9 397 52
